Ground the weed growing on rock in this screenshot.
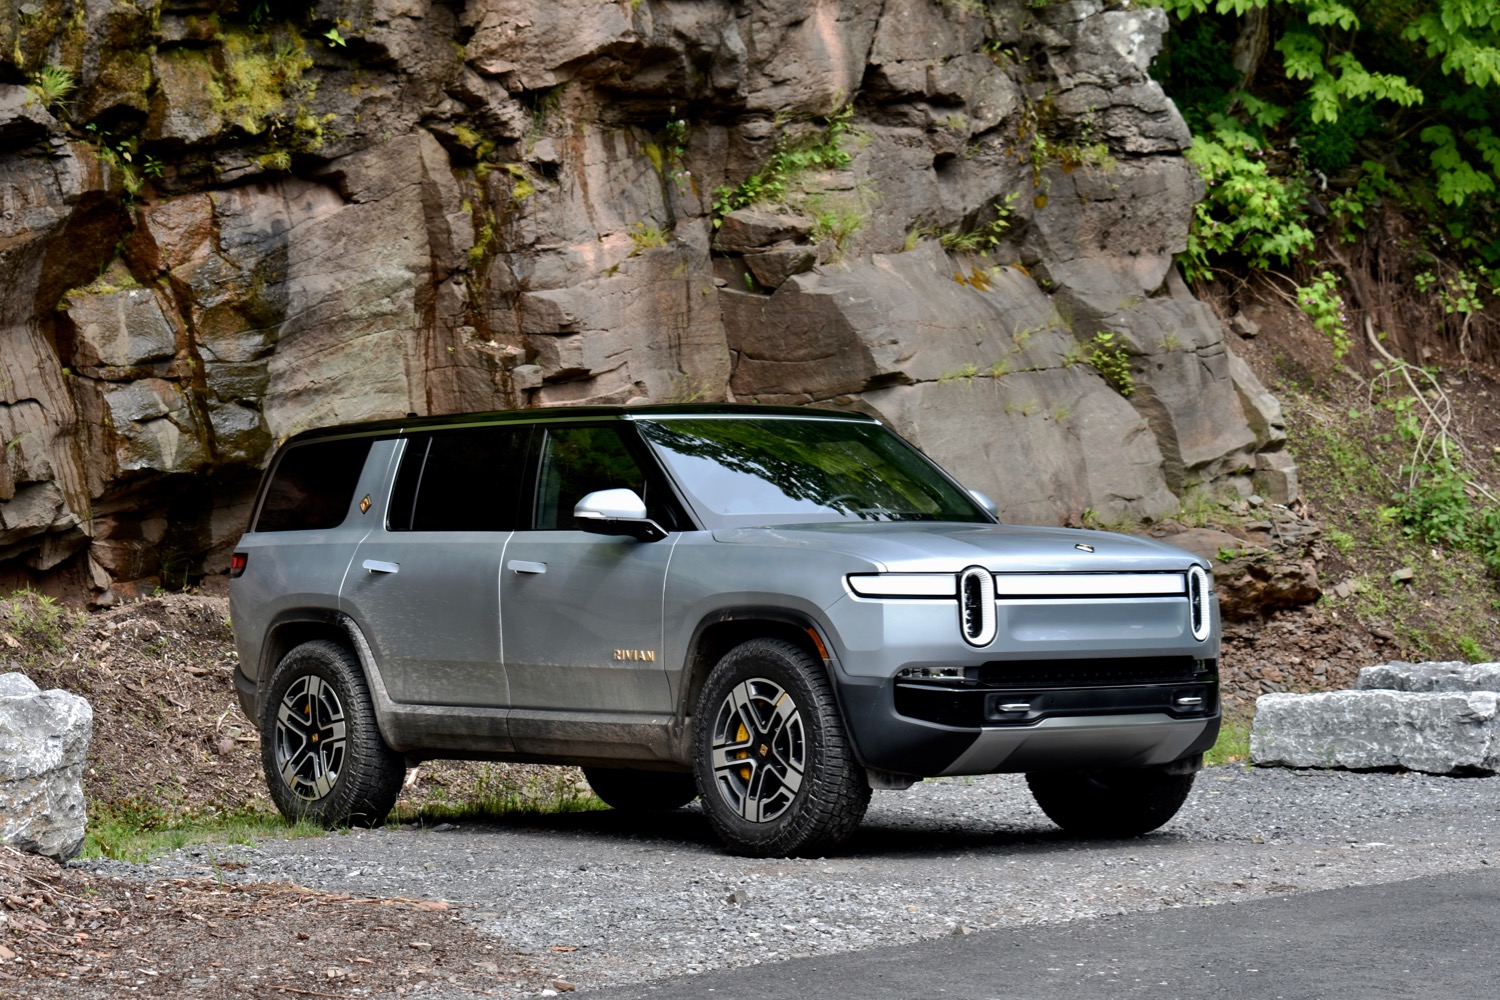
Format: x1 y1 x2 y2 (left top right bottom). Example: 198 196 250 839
808 196 867 260
30 65 76 110
628 220 669 254
1086 331 1134 396
712 104 855 226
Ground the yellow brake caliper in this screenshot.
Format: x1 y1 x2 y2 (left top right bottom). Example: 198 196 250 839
735 721 751 781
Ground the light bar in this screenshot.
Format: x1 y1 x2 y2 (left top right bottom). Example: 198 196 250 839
992 573 1186 597
846 574 958 598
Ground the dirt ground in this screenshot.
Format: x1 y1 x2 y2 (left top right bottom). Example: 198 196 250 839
5 594 567 998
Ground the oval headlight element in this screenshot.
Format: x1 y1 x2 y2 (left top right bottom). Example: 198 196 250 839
1187 565 1212 642
959 566 997 647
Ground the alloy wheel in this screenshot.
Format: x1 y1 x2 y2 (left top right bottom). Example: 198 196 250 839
707 678 807 823
274 674 348 801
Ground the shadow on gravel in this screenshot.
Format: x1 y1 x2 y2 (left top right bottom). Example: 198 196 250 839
418 804 1194 861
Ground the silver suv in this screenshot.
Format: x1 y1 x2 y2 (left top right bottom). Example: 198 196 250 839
230 405 1219 856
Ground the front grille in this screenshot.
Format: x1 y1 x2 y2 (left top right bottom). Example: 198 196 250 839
893 657 1220 729
976 656 1208 688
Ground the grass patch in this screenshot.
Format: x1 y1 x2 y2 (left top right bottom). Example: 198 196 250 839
392 763 606 825
84 799 323 863
1205 708 1252 766
1283 378 1500 658
0 589 84 663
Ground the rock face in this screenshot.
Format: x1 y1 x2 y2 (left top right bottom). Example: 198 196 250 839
0 673 92 861
0 0 1295 600
1252 661 1500 775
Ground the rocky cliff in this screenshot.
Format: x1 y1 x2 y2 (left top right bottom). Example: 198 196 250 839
0 0 1296 600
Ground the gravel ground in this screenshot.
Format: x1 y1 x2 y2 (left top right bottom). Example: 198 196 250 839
80 765 1500 996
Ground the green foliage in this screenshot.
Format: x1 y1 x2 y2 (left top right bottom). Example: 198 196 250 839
1364 363 1500 575
1152 0 1500 274
1086 331 1134 396
1296 271 1351 356
392 764 603 826
712 104 855 226
1385 456 1473 549
808 197 867 261
502 162 536 201
1180 116 1314 279
30 64 76 109
1325 527 1356 555
84 122 156 196
0 590 82 663
932 193 1019 254
1205 710 1251 766
628 220 669 254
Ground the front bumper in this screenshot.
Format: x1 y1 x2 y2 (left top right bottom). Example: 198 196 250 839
835 661 1221 777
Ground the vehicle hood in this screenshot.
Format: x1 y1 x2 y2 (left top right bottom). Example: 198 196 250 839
709 521 1207 574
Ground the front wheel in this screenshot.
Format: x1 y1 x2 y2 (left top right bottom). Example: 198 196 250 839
583 767 697 811
1025 764 1196 838
693 638 870 857
259 640 405 828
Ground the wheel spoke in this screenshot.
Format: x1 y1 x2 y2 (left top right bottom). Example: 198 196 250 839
276 698 311 737
707 675 806 825
274 673 347 802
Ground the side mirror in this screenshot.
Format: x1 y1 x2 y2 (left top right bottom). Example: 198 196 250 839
574 488 668 542
969 488 999 520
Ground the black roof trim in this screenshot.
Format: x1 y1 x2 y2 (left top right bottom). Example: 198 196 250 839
282 403 878 446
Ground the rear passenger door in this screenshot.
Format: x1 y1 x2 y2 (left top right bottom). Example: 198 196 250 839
343 425 528 708
499 423 676 719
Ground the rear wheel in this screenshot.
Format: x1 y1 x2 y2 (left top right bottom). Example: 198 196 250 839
583 767 697 811
693 638 870 857
1025 764 1196 838
259 640 404 828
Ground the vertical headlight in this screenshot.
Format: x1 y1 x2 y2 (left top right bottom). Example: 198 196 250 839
1187 565 1212 642
959 566 997 647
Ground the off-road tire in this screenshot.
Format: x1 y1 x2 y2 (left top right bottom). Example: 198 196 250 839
693 638 870 857
1026 765 1196 838
583 767 698 811
260 640 404 828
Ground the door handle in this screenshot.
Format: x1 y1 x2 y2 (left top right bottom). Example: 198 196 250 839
362 559 400 574
507 559 547 575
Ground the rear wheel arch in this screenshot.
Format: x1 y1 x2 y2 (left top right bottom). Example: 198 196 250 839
256 614 351 708
255 613 398 744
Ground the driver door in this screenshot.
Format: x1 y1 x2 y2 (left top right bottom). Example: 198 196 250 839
499 423 676 718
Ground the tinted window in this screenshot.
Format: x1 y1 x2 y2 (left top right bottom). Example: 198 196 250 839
638 417 988 525
388 426 529 532
533 425 657 530
255 438 373 532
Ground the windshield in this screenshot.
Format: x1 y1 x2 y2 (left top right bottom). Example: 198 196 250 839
636 416 991 526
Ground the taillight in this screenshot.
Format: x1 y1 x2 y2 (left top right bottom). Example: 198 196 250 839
230 552 248 578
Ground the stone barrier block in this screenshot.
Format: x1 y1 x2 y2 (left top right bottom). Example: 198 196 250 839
1356 660 1500 693
1251 689 1500 776
0 672 93 861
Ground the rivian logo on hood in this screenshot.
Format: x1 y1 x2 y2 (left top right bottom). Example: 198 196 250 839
1075 543 1095 552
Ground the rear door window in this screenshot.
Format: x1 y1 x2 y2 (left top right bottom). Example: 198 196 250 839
254 438 373 532
387 425 530 532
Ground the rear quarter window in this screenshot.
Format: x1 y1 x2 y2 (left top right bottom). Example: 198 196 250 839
254 438 373 533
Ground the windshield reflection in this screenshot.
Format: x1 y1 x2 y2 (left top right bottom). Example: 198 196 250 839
638 417 988 526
